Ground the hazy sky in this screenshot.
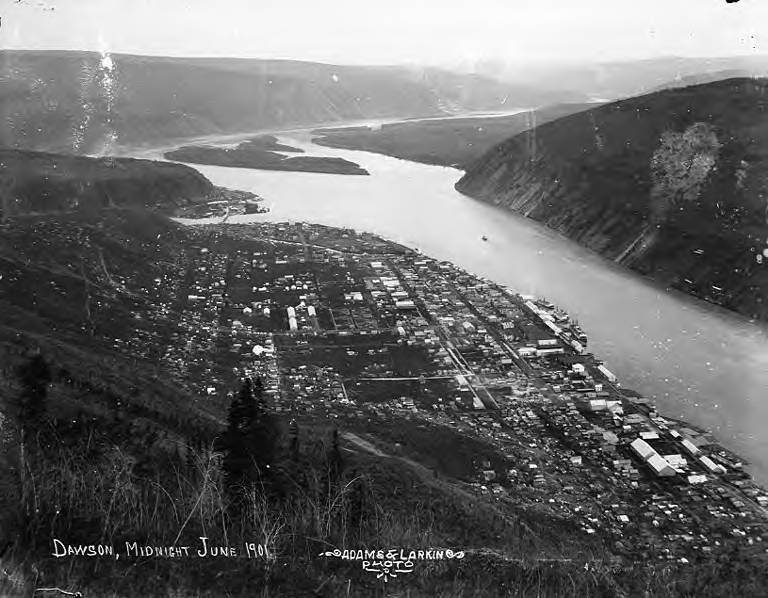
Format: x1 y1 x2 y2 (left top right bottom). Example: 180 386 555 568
1 0 765 67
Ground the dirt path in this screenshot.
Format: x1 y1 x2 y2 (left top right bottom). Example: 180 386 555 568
342 432 388 457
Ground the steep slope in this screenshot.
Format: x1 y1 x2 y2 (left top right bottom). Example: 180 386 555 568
456 78 768 321
0 50 579 154
0 209 224 458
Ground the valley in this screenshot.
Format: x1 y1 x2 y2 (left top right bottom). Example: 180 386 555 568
0 50 580 155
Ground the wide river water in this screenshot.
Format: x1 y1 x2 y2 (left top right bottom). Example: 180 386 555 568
129 128 768 486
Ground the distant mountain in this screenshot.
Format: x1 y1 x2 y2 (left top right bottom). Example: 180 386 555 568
456 78 768 321
646 69 756 93
312 102 598 169
402 67 583 112
471 55 768 100
0 50 581 154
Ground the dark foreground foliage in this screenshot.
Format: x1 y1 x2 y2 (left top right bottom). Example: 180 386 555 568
2 353 768 597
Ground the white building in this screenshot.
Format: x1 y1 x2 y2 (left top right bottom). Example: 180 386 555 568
681 438 700 457
597 365 617 383
631 438 656 460
647 454 676 477
395 300 416 310
700 455 726 475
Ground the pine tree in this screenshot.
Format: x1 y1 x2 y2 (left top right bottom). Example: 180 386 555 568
218 379 256 496
217 377 281 503
248 376 279 476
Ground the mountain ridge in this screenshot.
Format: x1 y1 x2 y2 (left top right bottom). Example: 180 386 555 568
467 54 768 100
0 50 581 155
456 77 768 321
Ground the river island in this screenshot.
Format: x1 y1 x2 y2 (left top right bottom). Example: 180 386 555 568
164 134 369 175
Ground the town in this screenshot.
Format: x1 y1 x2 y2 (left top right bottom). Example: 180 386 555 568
13 217 765 566
161 221 768 564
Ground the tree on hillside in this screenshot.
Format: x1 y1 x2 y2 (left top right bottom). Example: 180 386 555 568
217 378 255 496
217 377 281 504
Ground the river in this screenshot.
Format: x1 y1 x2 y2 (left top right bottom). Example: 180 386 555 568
131 129 768 486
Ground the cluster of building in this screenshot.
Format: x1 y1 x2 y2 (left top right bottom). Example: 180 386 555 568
32 217 767 565
173 188 268 219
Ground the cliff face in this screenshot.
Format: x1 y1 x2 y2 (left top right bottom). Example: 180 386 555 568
0 149 214 217
456 78 768 321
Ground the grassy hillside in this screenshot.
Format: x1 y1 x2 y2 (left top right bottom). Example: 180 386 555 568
0 50 581 155
456 78 768 321
312 103 596 168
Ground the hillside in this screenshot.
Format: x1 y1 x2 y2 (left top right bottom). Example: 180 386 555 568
0 149 256 218
0 206 605 597
312 103 597 168
0 50 582 155
456 78 768 321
